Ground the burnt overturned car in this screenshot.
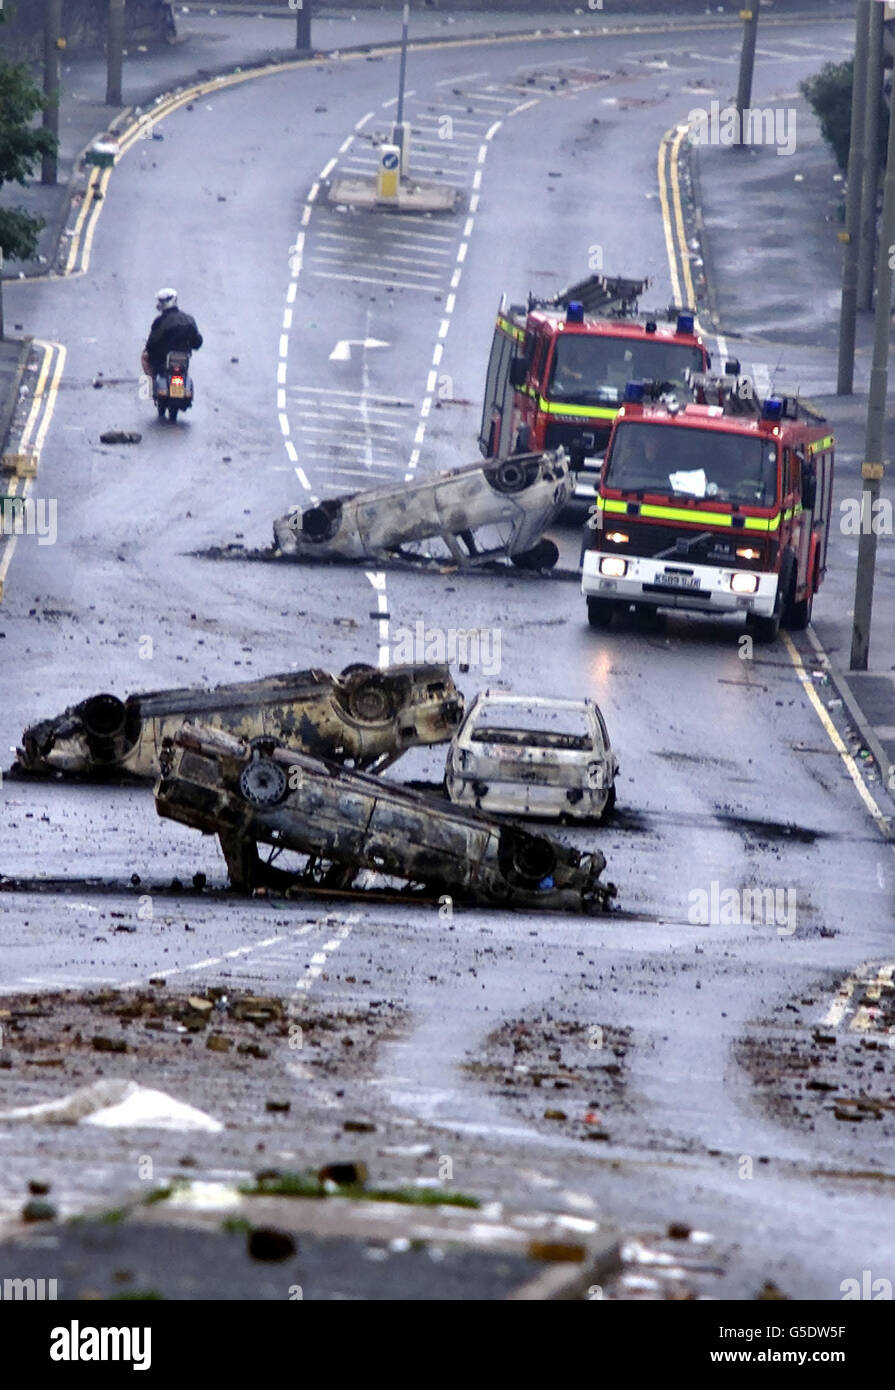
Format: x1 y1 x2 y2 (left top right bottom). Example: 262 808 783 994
272 450 570 569
154 725 616 914
15 664 463 780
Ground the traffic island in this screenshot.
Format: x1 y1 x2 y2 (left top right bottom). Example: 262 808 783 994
327 176 462 215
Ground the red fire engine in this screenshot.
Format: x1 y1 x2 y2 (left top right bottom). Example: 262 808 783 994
582 374 834 641
479 273 711 499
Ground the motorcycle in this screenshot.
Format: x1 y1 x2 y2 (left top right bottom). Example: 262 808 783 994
152 350 194 422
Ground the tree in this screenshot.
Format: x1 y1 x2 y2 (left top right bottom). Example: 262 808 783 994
0 18 58 263
800 57 889 174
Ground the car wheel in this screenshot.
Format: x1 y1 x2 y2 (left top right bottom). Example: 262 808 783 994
499 827 557 887
301 501 342 542
511 539 560 570
486 458 533 494
345 672 397 723
239 757 288 806
587 597 616 629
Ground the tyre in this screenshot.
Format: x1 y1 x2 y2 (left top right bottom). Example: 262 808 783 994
747 598 781 644
498 827 557 887
239 757 288 806
603 783 617 815
167 404 178 421
301 501 342 542
79 692 128 764
340 663 375 678
345 672 396 723
587 597 616 629
486 458 533 494
511 539 559 570
748 565 788 643
783 565 814 631
156 402 166 419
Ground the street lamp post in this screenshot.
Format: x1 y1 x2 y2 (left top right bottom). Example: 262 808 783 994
857 0 885 310
392 4 411 177
106 0 125 106
734 0 761 145
849 23 895 670
42 0 62 185
295 0 311 52
837 0 871 394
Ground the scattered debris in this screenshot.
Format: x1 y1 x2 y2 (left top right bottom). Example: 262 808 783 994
247 1227 296 1262
99 430 142 445
0 1078 222 1132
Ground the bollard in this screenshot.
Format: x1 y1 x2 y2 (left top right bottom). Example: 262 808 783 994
376 145 401 201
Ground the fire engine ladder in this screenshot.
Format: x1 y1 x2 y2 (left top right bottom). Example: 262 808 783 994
532 273 649 317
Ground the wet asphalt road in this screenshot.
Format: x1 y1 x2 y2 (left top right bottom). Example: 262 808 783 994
2 14 895 1300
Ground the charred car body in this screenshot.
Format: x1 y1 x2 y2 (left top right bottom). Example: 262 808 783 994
16 665 464 780
155 725 616 914
272 450 570 570
445 693 618 821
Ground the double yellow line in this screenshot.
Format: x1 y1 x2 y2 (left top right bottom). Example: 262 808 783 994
659 121 894 846
658 123 698 314
0 340 67 602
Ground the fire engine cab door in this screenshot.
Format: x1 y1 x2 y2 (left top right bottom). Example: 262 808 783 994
479 314 518 459
792 449 813 592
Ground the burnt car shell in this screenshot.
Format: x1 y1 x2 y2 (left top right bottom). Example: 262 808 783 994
272 450 570 568
445 693 618 821
16 664 463 779
154 724 616 914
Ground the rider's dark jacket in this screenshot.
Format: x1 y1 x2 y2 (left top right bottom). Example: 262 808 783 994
145 307 203 375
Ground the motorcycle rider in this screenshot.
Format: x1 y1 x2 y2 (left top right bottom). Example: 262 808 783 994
141 288 203 379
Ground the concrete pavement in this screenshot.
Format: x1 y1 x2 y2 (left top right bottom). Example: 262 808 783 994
693 106 895 797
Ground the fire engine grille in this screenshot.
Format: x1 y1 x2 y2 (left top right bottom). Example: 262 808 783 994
591 519 770 567
544 421 612 458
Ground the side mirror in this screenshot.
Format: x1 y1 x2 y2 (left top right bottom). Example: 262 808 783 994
509 357 529 388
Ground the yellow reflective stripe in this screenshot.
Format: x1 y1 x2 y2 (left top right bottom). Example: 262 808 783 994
807 435 834 455
496 314 525 343
538 396 618 420
596 495 782 531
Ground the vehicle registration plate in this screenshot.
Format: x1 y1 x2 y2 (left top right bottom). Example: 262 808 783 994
655 571 700 590
169 380 185 399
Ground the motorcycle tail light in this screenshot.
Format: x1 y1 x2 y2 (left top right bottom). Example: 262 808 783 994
171 375 184 386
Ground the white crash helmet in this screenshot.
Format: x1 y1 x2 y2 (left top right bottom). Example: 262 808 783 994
155 287 178 313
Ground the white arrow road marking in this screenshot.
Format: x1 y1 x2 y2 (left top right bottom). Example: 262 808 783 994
329 337 390 362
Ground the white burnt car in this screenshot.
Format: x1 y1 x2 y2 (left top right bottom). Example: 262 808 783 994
273 450 570 570
444 693 618 821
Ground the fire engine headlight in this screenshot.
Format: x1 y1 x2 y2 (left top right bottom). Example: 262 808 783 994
600 556 628 578
735 547 761 560
605 531 629 545
730 572 759 594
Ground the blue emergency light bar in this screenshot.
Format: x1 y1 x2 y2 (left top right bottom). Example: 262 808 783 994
624 380 647 402
675 312 695 335
761 397 784 421
566 301 585 324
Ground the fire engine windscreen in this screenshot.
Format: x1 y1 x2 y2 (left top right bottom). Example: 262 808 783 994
547 336 705 402
603 424 779 506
